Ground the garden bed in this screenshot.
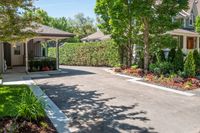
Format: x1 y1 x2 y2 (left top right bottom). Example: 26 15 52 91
113 48 200 91
113 67 200 90
0 117 56 133
0 85 57 133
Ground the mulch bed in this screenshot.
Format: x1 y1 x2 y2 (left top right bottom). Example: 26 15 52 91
0 117 57 133
113 67 200 90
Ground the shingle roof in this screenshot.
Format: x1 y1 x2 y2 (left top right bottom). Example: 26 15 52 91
179 0 200 17
196 0 200 14
31 23 75 38
187 0 195 13
81 31 111 41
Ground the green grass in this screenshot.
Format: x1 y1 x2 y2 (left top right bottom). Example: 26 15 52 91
0 85 45 119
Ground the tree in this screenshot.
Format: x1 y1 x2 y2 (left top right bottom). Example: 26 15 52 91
50 17 73 32
95 0 140 67
184 51 196 77
29 10 96 41
70 13 96 38
132 0 188 73
196 16 200 33
33 9 52 26
0 0 36 42
31 9 73 32
95 0 188 71
193 49 200 72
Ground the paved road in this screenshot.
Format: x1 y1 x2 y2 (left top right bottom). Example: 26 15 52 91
34 66 200 133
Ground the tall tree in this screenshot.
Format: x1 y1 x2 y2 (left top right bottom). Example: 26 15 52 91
196 16 200 33
0 0 36 42
34 9 52 26
30 10 96 40
132 0 188 72
95 0 188 71
95 0 140 67
70 13 96 38
50 17 73 32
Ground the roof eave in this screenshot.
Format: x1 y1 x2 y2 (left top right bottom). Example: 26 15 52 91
37 33 75 38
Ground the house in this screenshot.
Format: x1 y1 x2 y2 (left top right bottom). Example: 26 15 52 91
167 0 200 53
81 30 111 42
0 23 74 73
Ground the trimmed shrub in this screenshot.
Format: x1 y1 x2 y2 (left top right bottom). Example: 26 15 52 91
159 62 173 74
193 49 200 72
29 57 56 72
48 40 120 67
184 51 196 77
149 62 173 75
131 64 138 69
173 48 184 72
168 48 176 62
149 63 160 75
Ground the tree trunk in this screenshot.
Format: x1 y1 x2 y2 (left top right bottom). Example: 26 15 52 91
125 47 129 67
125 0 133 68
127 44 133 67
143 17 150 74
119 45 125 66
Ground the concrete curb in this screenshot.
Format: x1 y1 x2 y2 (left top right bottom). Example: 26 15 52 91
104 68 195 97
29 85 70 133
128 79 195 97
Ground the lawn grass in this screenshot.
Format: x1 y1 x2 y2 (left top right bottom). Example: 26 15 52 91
0 85 56 132
0 85 33 118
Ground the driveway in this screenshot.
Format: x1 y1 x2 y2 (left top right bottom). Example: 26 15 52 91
34 66 200 133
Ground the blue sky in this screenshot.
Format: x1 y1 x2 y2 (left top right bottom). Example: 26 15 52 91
34 0 96 19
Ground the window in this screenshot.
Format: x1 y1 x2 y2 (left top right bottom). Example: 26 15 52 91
14 45 21 55
189 13 194 26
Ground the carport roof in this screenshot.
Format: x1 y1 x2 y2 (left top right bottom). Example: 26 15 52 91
27 23 75 38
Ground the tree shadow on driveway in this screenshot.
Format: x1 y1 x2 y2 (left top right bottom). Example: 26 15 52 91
37 83 157 133
59 68 96 77
31 68 95 80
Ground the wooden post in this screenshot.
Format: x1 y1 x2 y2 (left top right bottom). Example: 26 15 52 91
56 39 59 70
25 40 29 73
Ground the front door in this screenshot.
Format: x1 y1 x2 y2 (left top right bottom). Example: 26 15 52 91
4 43 11 68
12 43 25 66
187 37 195 49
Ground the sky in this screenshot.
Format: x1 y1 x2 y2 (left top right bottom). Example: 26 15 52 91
34 0 96 19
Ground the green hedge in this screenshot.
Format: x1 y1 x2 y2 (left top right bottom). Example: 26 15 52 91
48 40 120 67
